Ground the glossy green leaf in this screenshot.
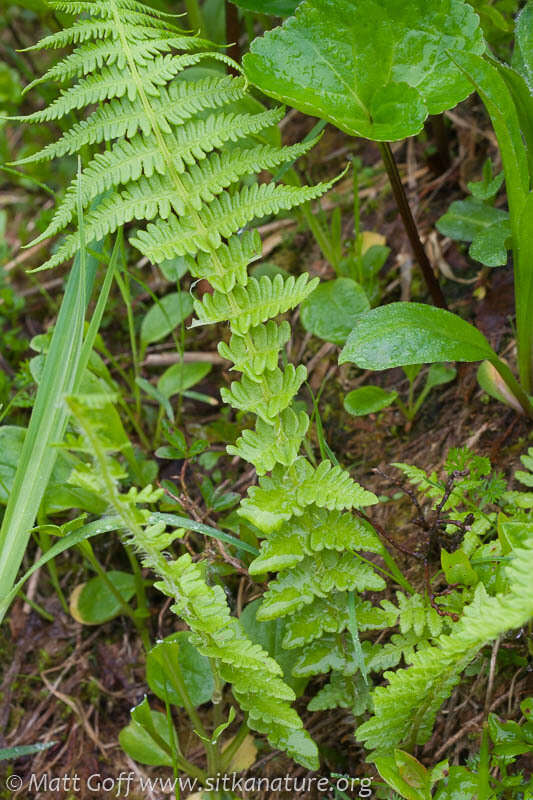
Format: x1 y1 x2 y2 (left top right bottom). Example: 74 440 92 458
340 303 497 370
300 278 370 345
469 218 511 266
343 386 398 417
375 751 432 800
244 0 484 141
436 197 510 267
70 570 136 624
140 292 193 349
146 632 214 708
339 303 496 370
157 362 212 399
119 698 175 767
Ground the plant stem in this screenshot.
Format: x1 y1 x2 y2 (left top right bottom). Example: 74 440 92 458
378 141 447 309
79 540 151 649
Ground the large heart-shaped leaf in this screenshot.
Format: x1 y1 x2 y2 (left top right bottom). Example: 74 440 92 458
244 0 485 141
339 302 496 369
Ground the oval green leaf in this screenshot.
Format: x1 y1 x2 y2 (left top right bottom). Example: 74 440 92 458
339 302 497 370
157 362 212 399
300 278 370 345
119 700 174 767
70 570 136 625
244 0 484 141
344 386 398 417
146 631 214 708
140 292 193 349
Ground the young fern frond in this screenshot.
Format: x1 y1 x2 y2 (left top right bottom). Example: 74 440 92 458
356 539 533 755
65 394 319 770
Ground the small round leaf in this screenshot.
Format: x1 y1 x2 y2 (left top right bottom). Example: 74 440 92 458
344 386 398 416
69 570 136 625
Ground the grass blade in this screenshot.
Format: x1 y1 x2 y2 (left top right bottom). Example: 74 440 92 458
0 176 119 622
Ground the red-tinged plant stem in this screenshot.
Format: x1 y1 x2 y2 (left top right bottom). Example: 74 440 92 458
378 141 448 309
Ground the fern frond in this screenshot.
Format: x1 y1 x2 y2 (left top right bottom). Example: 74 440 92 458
193 274 319 335
357 534 533 755
30 111 282 247
283 595 397 649
145 548 318 768
239 458 377 533
221 364 307 422
24 34 211 94
258 553 386 621
20 54 211 124
50 0 180 23
249 506 383 576
189 230 263 293
21 0 385 748
15 75 247 166
309 672 369 713
134 181 333 264
218 321 292 379
381 592 445 639
227 408 310 475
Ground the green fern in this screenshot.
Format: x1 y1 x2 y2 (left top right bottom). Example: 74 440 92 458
19 0 445 765
355 453 533 758
356 541 533 755
65 394 319 769
17 0 330 274
18 0 342 768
